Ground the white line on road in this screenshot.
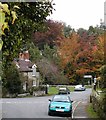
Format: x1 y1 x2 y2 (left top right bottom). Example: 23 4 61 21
72 101 81 119
1 101 47 104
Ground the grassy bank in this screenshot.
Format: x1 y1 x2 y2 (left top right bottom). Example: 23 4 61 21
86 103 99 118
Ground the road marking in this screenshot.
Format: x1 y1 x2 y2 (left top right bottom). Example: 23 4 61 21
1 101 47 104
72 101 81 119
73 116 88 118
72 100 76 104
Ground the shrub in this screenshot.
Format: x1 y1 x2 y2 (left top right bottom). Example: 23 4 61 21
2 63 22 97
29 85 46 95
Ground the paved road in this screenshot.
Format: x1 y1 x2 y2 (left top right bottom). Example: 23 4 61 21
1 88 91 119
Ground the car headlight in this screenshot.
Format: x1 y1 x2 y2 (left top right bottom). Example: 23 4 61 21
65 106 70 109
50 105 55 108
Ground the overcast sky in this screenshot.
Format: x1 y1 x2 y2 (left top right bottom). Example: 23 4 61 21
48 0 105 30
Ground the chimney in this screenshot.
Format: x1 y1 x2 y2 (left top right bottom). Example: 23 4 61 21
19 52 24 60
24 50 30 61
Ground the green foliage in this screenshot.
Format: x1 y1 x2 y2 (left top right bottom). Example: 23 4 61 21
29 85 46 95
33 43 67 85
28 42 42 62
99 65 106 119
43 44 54 59
87 103 98 118
64 62 74 76
2 63 22 96
43 44 60 65
1 2 54 95
48 86 58 95
48 86 74 95
63 23 73 38
2 2 54 67
100 65 106 88
32 86 46 91
88 26 104 36
69 78 76 84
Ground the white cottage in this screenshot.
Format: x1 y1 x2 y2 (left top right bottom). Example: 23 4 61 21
14 50 40 91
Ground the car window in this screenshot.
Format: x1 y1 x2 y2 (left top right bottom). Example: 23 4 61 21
53 95 70 102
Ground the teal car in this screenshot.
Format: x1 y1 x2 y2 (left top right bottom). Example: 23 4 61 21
48 95 73 117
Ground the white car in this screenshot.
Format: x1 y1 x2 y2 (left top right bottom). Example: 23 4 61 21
74 85 86 91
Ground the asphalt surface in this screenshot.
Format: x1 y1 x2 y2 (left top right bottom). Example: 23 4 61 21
73 100 89 118
1 88 92 119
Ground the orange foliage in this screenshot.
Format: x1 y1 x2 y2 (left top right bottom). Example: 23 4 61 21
58 31 104 78
92 35 104 62
76 68 90 75
58 32 80 68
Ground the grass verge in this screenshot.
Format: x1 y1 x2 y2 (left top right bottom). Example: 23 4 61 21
86 103 99 118
48 86 58 95
48 86 75 95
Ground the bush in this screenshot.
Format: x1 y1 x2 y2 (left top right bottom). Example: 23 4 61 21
2 63 22 97
90 65 106 120
100 65 106 88
29 86 46 95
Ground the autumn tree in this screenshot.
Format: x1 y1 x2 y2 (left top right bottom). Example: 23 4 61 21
92 34 104 66
75 29 99 76
33 20 64 50
75 28 104 83
57 32 80 83
58 27 104 84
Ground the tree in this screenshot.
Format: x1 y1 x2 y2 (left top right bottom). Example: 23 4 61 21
100 65 106 88
36 58 68 85
42 44 60 65
0 2 18 93
27 42 42 62
58 32 80 69
57 32 80 83
1 1 54 95
2 2 54 67
75 29 102 76
58 27 104 83
92 35 104 65
0 2 19 53
33 20 64 50
63 23 73 38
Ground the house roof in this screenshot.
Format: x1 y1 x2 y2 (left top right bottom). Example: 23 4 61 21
17 60 33 72
14 50 35 72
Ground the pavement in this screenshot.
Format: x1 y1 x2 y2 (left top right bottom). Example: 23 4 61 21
73 100 89 119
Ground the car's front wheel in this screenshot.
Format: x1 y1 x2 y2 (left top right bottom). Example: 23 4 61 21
48 111 52 116
67 111 72 117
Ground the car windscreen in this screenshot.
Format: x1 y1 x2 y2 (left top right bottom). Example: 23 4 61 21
53 96 70 102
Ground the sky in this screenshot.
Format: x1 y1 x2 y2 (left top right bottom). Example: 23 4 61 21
48 0 105 30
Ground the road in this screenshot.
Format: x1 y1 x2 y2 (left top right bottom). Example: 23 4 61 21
1 88 91 119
